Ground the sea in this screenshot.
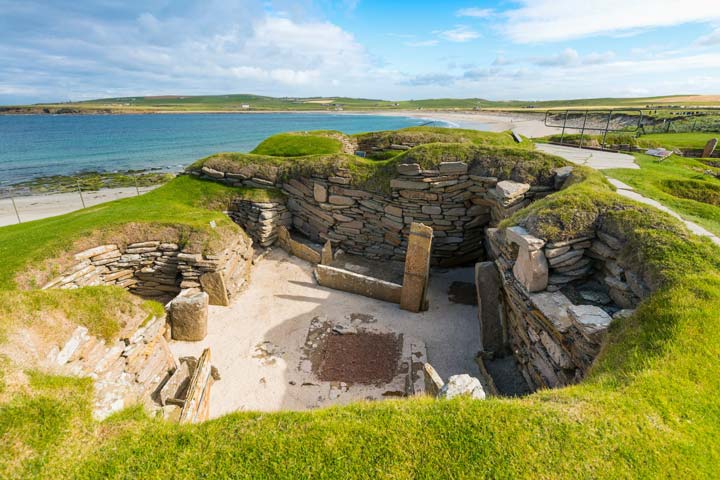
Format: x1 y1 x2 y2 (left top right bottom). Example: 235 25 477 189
0 113 453 186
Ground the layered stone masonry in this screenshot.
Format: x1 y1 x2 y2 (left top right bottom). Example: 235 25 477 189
227 198 291 248
485 223 650 391
45 316 175 420
42 236 253 303
195 162 558 265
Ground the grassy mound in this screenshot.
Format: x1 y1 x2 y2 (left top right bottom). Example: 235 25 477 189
605 154 720 236
2 129 720 477
0 176 264 344
636 132 719 151
539 133 639 148
251 131 346 157
355 126 530 151
194 129 563 194
661 179 720 206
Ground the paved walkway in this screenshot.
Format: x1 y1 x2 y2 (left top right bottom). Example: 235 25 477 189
536 143 639 170
607 179 720 245
536 143 720 245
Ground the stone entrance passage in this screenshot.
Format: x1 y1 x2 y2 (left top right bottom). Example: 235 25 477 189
168 248 481 417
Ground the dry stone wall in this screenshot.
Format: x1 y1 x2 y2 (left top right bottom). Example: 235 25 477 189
195 161 560 266
42 236 253 303
484 221 649 390
46 316 175 420
227 198 291 247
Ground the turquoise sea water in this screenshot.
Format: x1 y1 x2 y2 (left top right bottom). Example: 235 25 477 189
0 113 442 185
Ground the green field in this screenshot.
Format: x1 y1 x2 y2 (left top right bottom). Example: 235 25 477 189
4 93 720 114
637 132 719 150
2 130 720 478
605 154 720 236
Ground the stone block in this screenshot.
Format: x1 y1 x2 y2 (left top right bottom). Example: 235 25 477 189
200 271 229 306
171 292 209 341
495 180 530 199
475 262 505 355
397 163 422 175
321 240 333 265
400 223 433 313
315 264 402 303
438 374 485 400
567 304 612 339
423 363 444 396
703 138 718 158
513 247 548 293
438 161 468 174
505 226 545 251
391 179 429 190
328 195 354 206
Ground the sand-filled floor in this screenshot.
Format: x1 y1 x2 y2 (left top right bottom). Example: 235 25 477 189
169 249 480 418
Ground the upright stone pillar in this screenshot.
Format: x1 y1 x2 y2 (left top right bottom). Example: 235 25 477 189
400 222 433 312
475 261 506 356
321 240 333 265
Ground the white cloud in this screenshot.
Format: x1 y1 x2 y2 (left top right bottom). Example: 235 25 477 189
456 7 494 18
530 48 615 67
404 40 439 47
438 25 481 42
503 0 720 43
696 27 720 45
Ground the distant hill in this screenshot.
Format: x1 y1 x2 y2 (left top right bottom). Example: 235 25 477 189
3 93 720 114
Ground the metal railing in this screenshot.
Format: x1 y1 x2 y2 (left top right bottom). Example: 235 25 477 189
544 107 720 150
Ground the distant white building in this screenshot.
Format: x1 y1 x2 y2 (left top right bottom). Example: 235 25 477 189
241 104 250 109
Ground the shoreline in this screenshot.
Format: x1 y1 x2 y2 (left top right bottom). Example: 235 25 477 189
0 111 559 226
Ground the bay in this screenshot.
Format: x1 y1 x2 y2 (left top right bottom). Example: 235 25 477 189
0 113 443 185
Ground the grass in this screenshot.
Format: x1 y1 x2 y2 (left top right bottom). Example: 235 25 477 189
251 132 345 157
2 129 720 477
604 154 720 236
636 132 719 150
194 128 562 194
0 176 251 344
355 126 532 150
7 93 720 113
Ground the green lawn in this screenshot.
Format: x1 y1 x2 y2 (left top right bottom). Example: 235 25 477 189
636 132 719 150
251 132 344 156
2 132 720 478
605 154 720 236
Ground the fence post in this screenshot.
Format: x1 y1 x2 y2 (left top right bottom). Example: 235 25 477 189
77 180 86 208
134 176 140 196
601 110 613 150
10 196 21 224
578 110 588 149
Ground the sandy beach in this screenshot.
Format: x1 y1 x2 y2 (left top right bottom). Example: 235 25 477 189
0 185 158 227
366 110 562 138
0 111 559 227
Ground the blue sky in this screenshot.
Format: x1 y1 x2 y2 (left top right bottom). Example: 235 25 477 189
1 0 720 104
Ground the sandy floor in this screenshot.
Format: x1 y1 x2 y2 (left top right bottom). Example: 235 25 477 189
0 186 158 227
169 249 480 417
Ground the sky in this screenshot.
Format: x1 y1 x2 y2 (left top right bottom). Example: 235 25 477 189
1 0 720 104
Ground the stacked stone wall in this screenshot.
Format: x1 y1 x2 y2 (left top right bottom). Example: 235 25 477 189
485 223 652 390
196 162 558 265
46 316 174 420
42 236 253 302
227 198 291 247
